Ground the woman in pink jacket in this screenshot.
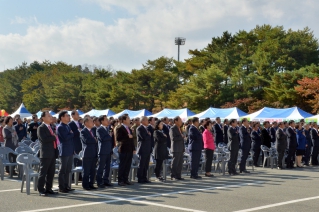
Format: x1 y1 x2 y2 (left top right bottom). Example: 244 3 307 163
203 121 215 177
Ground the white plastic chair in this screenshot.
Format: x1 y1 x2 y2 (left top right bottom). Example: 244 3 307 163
0 147 19 180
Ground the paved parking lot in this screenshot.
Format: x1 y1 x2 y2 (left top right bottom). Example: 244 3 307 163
1 166 319 212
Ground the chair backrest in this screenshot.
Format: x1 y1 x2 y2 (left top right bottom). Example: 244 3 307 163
0 147 17 163
22 139 32 146
29 142 37 148
18 142 29 147
16 153 40 174
218 143 226 148
15 146 34 154
261 145 270 157
132 154 140 165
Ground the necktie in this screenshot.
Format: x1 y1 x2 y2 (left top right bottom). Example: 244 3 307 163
125 126 130 134
89 129 94 138
48 125 56 149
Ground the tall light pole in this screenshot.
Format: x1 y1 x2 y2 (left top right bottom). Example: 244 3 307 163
175 37 186 61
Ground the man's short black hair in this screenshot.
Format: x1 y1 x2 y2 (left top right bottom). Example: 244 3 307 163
59 110 69 120
98 115 106 123
192 117 199 124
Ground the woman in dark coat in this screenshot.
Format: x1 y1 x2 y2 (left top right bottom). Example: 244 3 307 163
153 120 168 181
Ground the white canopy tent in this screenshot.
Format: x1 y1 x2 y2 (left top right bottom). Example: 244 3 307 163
10 103 32 119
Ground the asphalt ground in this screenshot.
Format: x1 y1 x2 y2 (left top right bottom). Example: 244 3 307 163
1 165 319 212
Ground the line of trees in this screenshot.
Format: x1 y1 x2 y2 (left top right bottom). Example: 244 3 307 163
1 24 319 114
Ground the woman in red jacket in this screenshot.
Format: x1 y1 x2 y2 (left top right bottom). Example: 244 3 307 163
203 121 215 177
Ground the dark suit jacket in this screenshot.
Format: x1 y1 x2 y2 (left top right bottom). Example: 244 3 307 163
116 125 135 153
276 128 287 150
68 121 83 153
199 125 205 134
213 123 224 144
227 127 239 151
310 128 319 147
96 126 113 155
57 123 74 156
136 125 152 155
188 125 203 151
251 130 261 150
169 125 185 153
91 126 97 138
223 125 229 144
305 129 312 147
80 127 97 158
147 125 155 148
14 124 27 141
162 124 171 148
37 123 57 159
261 128 272 148
286 127 297 148
153 130 168 160
28 122 39 141
239 126 251 150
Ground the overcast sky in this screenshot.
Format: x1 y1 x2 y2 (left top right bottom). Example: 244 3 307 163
0 0 318 72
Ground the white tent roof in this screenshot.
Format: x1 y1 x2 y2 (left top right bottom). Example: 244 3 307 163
10 103 32 119
305 114 319 124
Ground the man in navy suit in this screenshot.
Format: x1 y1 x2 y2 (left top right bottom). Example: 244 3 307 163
188 117 203 179
136 116 152 183
310 123 319 165
223 119 229 144
270 122 278 144
286 120 297 168
68 110 83 155
239 118 252 173
227 119 240 175
213 117 224 145
57 111 74 193
162 117 171 148
14 118 27 142
80 117 98 190
96 115 114 188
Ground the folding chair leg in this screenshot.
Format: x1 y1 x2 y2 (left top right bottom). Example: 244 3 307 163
26 176 30 195
68 173 72 188
263 158 267 168
75 172 79 185
33 176 38 191
0 163 4 180
21 175 25 193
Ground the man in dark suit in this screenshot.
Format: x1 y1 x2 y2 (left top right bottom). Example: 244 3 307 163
286 120 297 168
96 115 114 188
188 117 203 179
199 119 205 134
91 117 100 139
162 117 171 148
310 123 319 165
169 116 185 180
223 119 229 144
251 123 261 167
261 121 272 148
213 117 224 146
57 111 74 193
276 122 287 170
28 115 39 142
68 110 83 154
136 116 152 183
304 123 312 166
239 118 252 173
227 119 240 175
116 114 136 186
37 111 58 196
14 118 27 142
80 117 98 190
147 117 155 149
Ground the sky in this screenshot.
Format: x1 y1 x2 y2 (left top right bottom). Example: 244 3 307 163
0 0 318 72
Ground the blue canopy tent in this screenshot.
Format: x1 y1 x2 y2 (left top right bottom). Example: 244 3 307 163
152 108 196 122
112 109 153 119
81 109 116 118
194 107 247 120
242 107 313 123
10 103 32 119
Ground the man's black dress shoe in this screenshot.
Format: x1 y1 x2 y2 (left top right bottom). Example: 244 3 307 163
83 187 91 190
176 177 185 180
58 189 68 193
98 184 105 189
89 185 98 189
125 181 134 185
118 182 126 186
138 180 146 184
104 182 113 186
46 189 58 194
66 187 75 191
240 170 250 174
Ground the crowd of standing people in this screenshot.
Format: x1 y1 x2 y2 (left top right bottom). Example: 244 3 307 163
1 111 318 197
